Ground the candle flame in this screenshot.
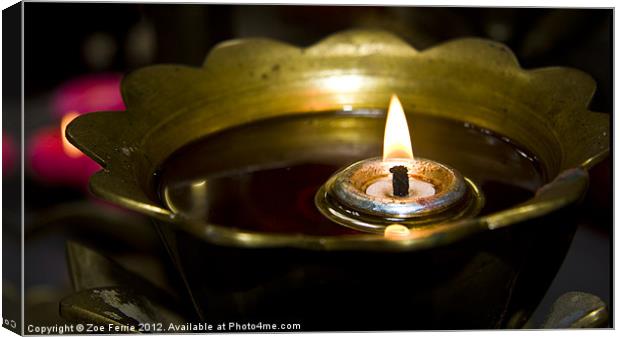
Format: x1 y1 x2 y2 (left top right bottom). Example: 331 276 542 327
61 112 82 158
383 94 414 161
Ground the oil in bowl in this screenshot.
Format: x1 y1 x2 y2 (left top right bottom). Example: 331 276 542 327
158 110 546 235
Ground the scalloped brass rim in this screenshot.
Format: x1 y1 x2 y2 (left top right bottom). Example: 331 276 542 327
66 29 609 251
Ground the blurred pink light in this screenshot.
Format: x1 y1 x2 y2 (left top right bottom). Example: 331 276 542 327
52 73 125 118
26 72 126 190
27 126 100 190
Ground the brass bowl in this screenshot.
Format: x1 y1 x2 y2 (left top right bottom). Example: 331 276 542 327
67 30 609 328
68 29 608 251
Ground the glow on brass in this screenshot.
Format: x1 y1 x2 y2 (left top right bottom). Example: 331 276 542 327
322 74 364 92
384 224 410 239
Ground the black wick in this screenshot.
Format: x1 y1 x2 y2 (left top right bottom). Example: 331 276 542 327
389 165 409 197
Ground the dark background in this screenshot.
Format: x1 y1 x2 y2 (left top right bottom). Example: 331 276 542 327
4 3 612 330
24 5 611 111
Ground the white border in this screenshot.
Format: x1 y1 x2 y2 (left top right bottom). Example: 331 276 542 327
0 1 615 337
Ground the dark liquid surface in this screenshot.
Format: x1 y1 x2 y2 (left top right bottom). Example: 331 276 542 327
159 111 545 235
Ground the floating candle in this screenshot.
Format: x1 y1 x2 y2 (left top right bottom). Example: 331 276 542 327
315 94 482 234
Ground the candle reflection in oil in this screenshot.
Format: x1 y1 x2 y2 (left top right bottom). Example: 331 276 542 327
190 180 208 218
384 224 411 239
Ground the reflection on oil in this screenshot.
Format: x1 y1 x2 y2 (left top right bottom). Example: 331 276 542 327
159 111 545 235
190 180 207 218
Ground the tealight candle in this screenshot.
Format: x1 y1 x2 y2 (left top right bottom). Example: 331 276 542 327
315 94 483 234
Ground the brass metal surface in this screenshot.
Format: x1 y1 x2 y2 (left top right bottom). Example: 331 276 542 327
61 242 187 325
66 241 171 295
542 292 609 328
60 287 184 328
67 29 609 251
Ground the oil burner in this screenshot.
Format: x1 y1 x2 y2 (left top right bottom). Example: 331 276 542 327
66 30 609 329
